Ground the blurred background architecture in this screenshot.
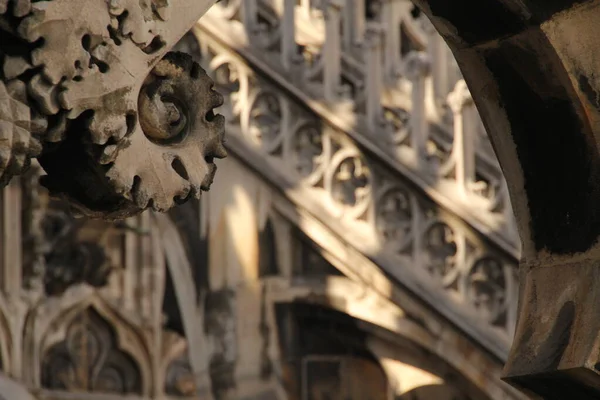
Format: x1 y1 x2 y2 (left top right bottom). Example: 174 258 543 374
0 1 525 399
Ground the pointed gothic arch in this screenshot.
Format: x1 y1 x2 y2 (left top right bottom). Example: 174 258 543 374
267 275 514 400
27 293 152 395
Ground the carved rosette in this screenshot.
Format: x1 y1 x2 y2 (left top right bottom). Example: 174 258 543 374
0 0 224 219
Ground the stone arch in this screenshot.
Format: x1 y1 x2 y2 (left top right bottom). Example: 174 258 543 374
273 301 391 400
409 1 600 396
268 276 514 399
25 290 152 395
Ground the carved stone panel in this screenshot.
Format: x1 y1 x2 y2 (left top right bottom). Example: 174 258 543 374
41 307 142 394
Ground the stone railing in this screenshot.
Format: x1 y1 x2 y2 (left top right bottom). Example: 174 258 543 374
199 0 520 259
186 8 520 357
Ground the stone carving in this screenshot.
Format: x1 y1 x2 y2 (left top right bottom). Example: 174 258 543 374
105 52 226 210
375 186 412 250
292 121 330 183
385 108 411 147
0 0 223 219
1 154 521 400
247 90 284 153
20 162 114 295
466 257 507 324
202 0 518 249
328 153 370 210
18 0 113 86
41 308 142 394
423 222 458 285
108 0 171 48
165 351 196 397
41 204 113 297
0 81 42 186
40 50 225 219
0 0 31 17
197 27 518 336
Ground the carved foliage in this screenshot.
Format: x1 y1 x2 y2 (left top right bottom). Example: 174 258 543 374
0 0 227 219
104 52 226 212
108 0 171 48
38 51 226 220
18 0 112 85
41 308 142 394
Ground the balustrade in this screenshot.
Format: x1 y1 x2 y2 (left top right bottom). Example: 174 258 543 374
203 0 519 253
191 13 520 356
